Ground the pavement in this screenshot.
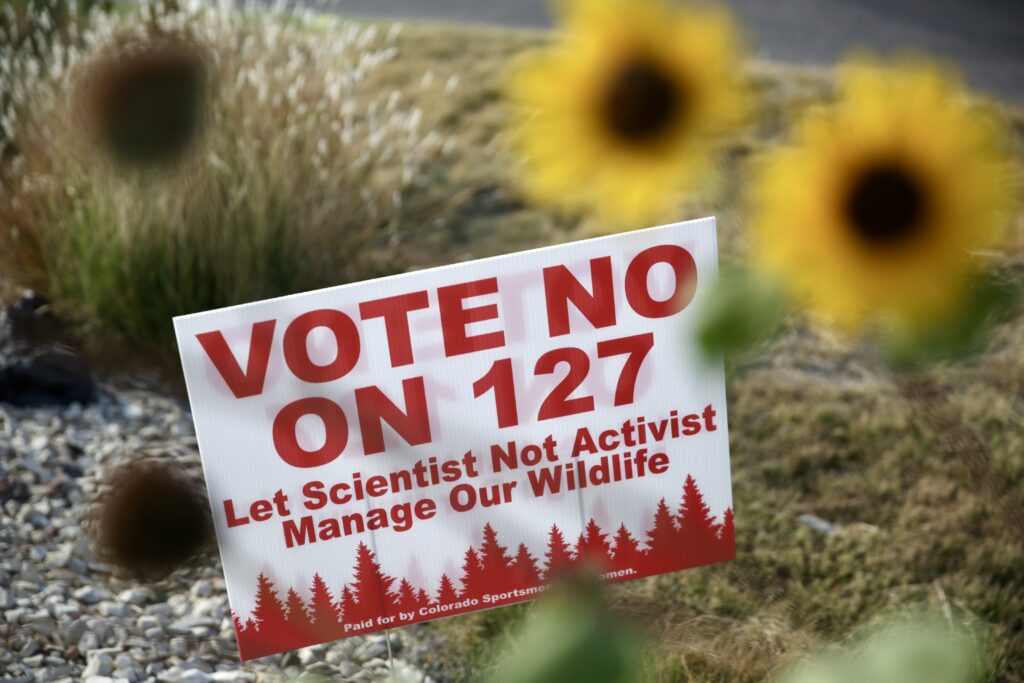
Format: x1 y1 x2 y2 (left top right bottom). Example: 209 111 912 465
299 0 1024 101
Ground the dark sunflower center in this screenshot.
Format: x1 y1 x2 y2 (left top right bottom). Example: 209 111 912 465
96 46 205 167
96 461 212 579
602 58 684 144
844 162 929 247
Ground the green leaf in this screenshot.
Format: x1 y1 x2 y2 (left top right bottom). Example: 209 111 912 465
697 269 787 356
883 270 1020 369
492 589 639 683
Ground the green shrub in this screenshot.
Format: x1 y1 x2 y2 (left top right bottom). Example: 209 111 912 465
0 3 447 351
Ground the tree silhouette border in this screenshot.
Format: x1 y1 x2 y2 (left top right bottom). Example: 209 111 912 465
233 475 734 660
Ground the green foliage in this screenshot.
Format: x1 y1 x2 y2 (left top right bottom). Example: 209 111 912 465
697 268 787 356
489 587 641 683
775 615 988 683
882 270 1021 369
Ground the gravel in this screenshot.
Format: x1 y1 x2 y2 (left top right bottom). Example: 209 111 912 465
0 383 442 682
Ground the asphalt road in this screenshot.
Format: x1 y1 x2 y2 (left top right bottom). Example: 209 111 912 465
300 0 1024 101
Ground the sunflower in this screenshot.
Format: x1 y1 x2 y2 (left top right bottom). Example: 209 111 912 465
752 59 1016 331
77 34 209 168
507 0 744 225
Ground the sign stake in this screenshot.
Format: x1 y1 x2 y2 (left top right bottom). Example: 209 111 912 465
385 629 396 675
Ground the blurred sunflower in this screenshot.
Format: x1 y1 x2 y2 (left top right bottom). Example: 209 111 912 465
507 0 744 226
752 59 1015 331
77 33 208 168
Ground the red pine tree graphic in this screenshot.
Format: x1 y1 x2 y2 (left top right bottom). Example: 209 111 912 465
718 507 736 561
459 546 486 599
509 542 541 589
479 523 513 585
543 524 575 579
347 542 396 624
577 518 613 569
396 578 420 612
339 585 358 623
436 574 459 604
307 573 341 638
610 523 642 572
416 588 432 609
243 573 313 657
284 588 310 632
573 533 587 566
645 498 680 571
252 572 287 631
231 611 249 649
678 475 721 565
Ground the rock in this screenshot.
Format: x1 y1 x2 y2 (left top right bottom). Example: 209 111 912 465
137 613 163 629
118 589 150 606
170 637 189 658
123 402 145 420
0 292 96 407
0 472 30 502
53 604 81 621
189 580 213 599
210 673 256 682
337 660 361 677
83 652 114 677
19 638 38 657
98 601 130 618
0 345 97 407
797 513 837 535
60 618 88 645
178 670 214 683
304 661 337 676
363 657 388 670
355 638 390 663
73 586 109 606
78 630 100 652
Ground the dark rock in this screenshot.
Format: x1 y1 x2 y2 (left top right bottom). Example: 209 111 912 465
60 462 84 478
4 291 61 344
0 292 96 407
0 472 30 503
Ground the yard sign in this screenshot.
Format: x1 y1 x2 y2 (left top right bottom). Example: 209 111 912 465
174 217 734 660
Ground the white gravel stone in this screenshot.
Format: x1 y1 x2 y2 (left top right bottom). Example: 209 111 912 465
210 673 256 682
189 580 213 599
178 670 214 683
98 601 130 618
73 586 110 605
82 652 113 677
117 589 149 606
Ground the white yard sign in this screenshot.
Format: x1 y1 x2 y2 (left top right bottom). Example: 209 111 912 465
174 217 733 659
